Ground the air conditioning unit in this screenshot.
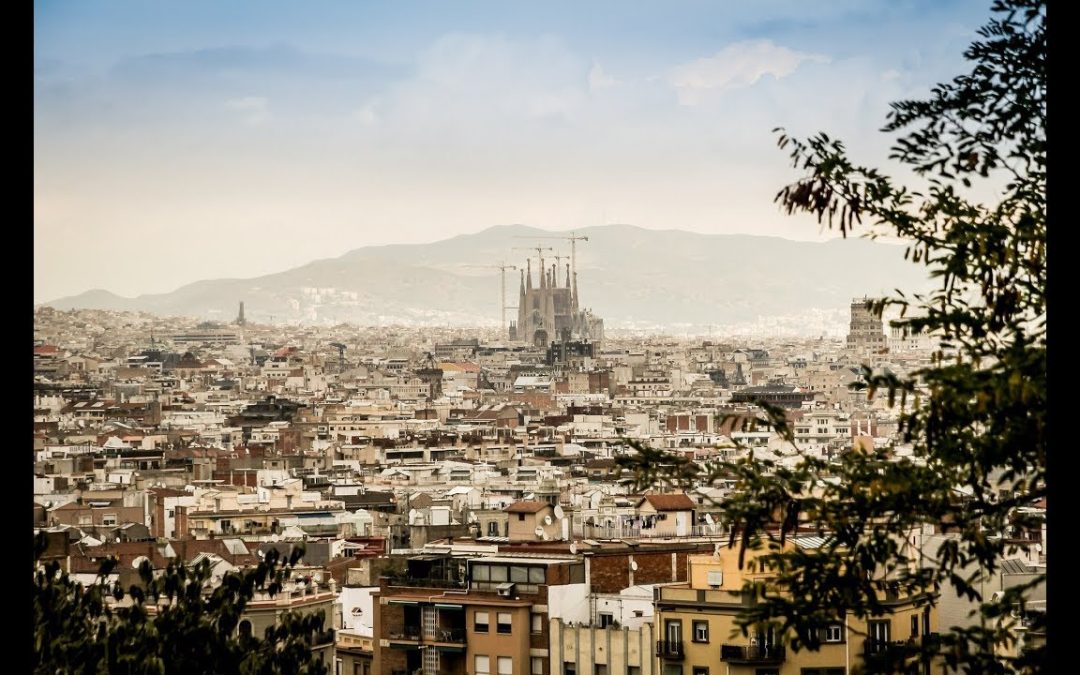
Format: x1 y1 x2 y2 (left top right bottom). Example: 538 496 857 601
496 582 516 598
707 570 724 587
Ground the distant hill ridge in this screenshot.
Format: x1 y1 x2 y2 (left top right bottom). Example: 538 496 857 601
43 224 929 327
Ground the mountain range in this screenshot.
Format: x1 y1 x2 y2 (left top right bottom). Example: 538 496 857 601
43 224 931 329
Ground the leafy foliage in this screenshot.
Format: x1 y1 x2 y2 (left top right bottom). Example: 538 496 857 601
617 1 1045 672
32 533 330 675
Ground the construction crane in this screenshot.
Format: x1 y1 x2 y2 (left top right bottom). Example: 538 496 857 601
509 245 552 276
513 232 589 286
463 262 518 332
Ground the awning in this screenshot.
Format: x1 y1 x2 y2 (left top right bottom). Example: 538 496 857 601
388 643 420 650
387 600 419 606
434 603 463 610
434 645 465 653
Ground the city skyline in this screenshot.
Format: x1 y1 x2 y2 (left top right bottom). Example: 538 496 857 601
35 0 990 302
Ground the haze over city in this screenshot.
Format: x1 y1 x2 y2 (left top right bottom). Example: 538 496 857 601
36 0 989 304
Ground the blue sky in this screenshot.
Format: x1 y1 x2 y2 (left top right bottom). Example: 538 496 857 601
35 0 991 301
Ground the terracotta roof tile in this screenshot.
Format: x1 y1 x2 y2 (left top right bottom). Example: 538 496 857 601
640 493 696 511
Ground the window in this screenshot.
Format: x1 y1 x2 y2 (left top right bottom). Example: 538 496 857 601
498 657 512 675
801 670 844 675
532 613 544 634
497 612 512 634
824 624 843 642
911 615 919 638
531 657 544 675
564 663 577 675
475 611 489 633
599 613 614 628
627 668 640 675
665 619 682 644
474 565 490 582
692 668 709 675
693 620 709 643
518 513 526 521
867 621 890 653
529 567 546 583
475 655 490 675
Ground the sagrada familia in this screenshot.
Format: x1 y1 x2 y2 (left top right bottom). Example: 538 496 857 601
509 256 604 347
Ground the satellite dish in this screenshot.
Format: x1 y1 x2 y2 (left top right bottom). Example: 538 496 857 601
553 505 565 520
704 514 714 524
570 542 578 554
541 531 550 541
630 560 639 571
544 515 553 525
534 526 545 538
132 555 149 569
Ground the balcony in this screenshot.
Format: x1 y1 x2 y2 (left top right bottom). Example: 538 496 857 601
720 644 786 664
428 627 466 644
655 641 685 660
382 576 466 589
388 627 422 642
863 638 919 666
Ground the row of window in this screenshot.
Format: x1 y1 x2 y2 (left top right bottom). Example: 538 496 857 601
663 620 844 644
474 611 545 634
477 655 547 675
562 665 639 675
474 611 513 634
659 669 843 675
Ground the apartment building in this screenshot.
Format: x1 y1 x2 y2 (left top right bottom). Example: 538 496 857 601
653 541 939 675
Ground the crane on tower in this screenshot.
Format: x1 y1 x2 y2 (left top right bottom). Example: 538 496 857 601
512 232 589 286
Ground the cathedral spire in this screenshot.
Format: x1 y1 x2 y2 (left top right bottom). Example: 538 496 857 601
565 264 571 290
526 259 533 291
573 271 579 312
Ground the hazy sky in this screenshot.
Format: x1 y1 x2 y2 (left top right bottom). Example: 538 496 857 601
35 0 989 302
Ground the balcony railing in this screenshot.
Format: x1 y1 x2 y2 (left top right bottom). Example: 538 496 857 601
655 641 685 659
312 629 335 646
720 644 786 664
863 638 918 661
429 627 466 643
388 627 422 641
382 576 466 589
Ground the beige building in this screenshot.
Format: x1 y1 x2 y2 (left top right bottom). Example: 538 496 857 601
506 500 561 542
550 620 656 675
635 494 697 538
654 540 940 675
